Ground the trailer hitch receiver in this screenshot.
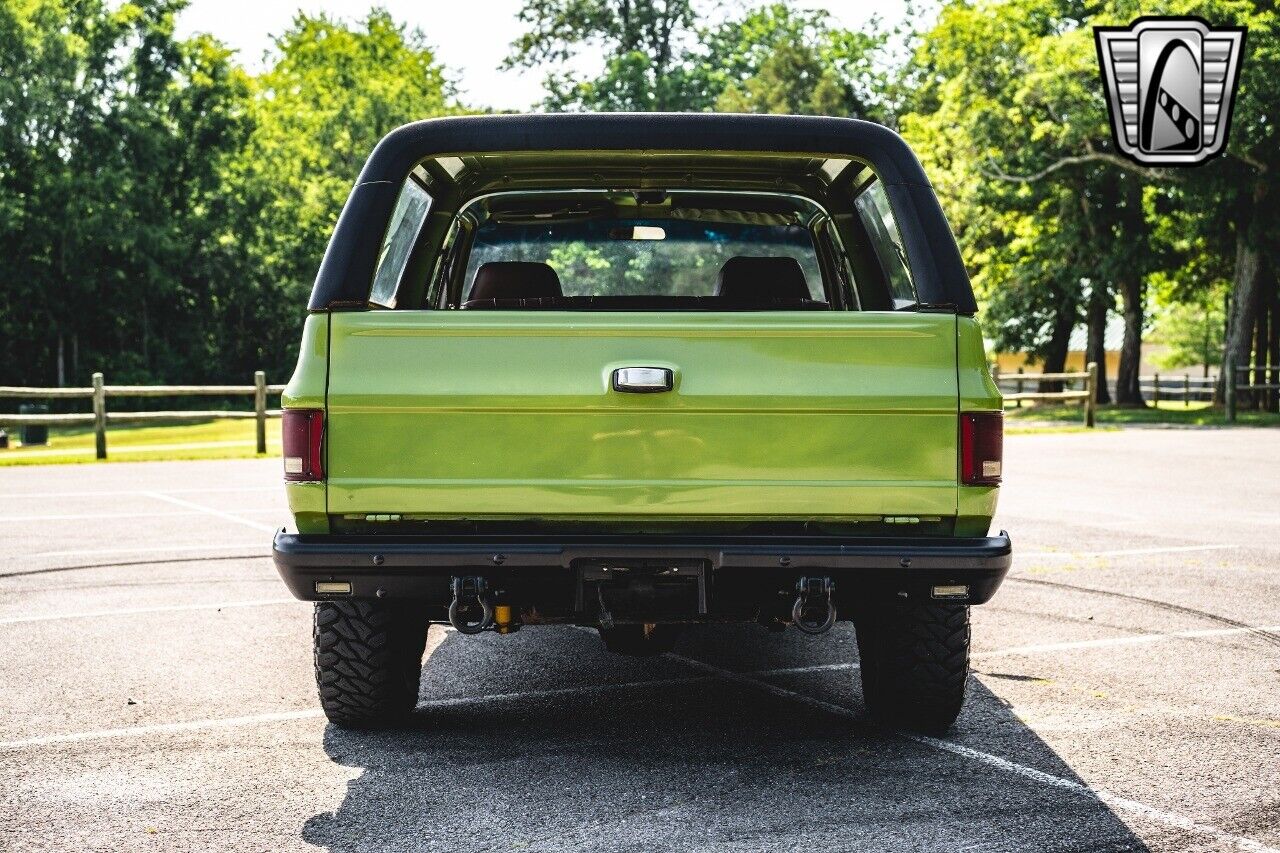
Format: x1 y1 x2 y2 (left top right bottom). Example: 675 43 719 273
792 576 836 635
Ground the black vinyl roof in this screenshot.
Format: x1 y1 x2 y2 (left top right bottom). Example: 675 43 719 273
310 113 976 313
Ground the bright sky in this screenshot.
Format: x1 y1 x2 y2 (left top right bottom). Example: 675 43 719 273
175 0 915 111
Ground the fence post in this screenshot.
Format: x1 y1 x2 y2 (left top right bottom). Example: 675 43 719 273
1184 374 1190 408
1226 363 1236 422
92 372 107 459
1153 372 1160 408
254 370 267 455
1015 367 1024 408
1085 362 1098 428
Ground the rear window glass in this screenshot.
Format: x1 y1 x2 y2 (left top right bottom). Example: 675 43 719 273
463 219 824 300
854 182 917 307
370 179 433 307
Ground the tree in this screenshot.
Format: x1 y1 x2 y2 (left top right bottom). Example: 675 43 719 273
703 5 887 120
504 0 702 111
504 1 888 118
900 0 1127 389
218 9 460 379
0 0 251 385
1150 297 1226 375
902 0 1278 408
0 4 461 386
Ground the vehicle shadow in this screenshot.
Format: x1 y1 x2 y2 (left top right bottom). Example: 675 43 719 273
301 624 1149 853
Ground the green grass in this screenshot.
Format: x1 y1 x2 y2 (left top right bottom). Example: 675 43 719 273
0 418 281 466
1004 400 1280 428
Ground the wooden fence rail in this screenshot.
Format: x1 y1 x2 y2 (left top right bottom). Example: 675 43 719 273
0 371 285 458
1226 364 1280 422
1139 373 1218 407
992 362 1098 427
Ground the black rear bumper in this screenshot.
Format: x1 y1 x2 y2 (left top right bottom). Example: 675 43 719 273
272 530 1012 614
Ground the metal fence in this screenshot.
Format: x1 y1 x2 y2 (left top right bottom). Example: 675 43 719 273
0 371 284 458
992 362 1099 427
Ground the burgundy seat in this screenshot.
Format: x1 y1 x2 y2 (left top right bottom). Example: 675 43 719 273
715 256 811 302
467 261 563 302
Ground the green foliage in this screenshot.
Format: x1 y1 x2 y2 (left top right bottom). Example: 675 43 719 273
0 2 459 386
505 0 888 117
1150 297 1226 370
224 10 460 377
505 0 704 110
0 0 253 384
898 0 1278 401
1 0 1275 395
709 6 886 119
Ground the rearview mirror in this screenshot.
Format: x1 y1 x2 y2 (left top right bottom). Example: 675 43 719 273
609 225 666 241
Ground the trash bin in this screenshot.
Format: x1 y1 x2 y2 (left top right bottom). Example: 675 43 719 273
18 403 49 446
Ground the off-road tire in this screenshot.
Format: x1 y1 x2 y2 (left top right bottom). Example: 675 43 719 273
313 601 430 729
599 624 680 656
855 602 970 734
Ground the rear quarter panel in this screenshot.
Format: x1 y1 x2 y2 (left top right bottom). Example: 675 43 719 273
956 316 1002 536
282 314 330 533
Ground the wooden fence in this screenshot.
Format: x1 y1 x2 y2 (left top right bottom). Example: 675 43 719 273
1140 373 1218 406
0 372 284 458
992 362 1099 427
1226 364 1280 422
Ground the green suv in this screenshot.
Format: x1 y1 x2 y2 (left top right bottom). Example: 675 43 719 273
272 113 1009 733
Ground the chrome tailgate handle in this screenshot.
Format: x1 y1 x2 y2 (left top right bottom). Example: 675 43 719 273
612 367 673 393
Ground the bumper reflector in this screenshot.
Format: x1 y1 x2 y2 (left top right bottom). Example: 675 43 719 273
932 584 969 599
315 581 352 595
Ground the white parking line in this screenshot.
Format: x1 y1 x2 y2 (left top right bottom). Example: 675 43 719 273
0 598 297 626
0 486 278 500
32 543 263 558
1020 544 1241 559
0 709 324 750
3 628 1275 852
0 674 715 750
912 736 1280 853
749 662 857 675
976 624 1280 657
141 491 278 533
665 653 1280 853
0 509 283 523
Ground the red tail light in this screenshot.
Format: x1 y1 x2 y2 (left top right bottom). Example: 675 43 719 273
960 412 1002 485
282 409 324 482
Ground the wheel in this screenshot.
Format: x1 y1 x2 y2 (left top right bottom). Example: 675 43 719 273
313 601 430 728
598 623 680 656
855 602 970 734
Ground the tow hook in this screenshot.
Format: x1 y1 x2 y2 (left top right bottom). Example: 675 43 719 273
792 576 837 635
448 575 495 634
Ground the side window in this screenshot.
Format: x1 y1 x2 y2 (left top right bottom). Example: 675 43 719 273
854 181 917 308
369 179 433 307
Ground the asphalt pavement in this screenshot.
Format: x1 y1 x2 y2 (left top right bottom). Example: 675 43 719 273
1 428 1278 852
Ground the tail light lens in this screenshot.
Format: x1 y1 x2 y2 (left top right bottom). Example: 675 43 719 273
961 412 1002 485
282 409 324 482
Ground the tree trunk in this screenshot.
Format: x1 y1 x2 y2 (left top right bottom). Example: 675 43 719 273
1219 226 1264 405
1086 289 1112 404
56 333 65 387
1269 261 1279 413
1039 305 1073 393
1254 283 1269 411
1114 276 1144 405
